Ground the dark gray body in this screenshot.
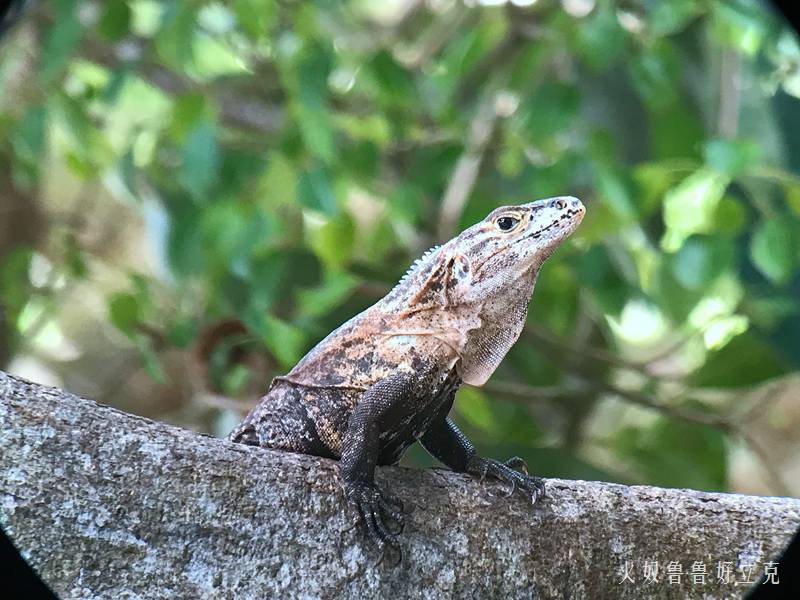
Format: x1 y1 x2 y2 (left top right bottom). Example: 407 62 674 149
230 365 462 467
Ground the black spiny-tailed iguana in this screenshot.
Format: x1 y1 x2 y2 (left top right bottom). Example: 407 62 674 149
229 196 585 548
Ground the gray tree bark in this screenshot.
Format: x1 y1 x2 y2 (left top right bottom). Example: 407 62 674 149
1 371 798 599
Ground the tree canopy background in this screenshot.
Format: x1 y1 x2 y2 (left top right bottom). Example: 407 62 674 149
1 0 800 497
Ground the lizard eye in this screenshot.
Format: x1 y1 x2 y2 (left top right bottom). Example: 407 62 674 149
496 216 520 232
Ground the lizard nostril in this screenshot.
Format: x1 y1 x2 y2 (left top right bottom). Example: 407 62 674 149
554 199 567 210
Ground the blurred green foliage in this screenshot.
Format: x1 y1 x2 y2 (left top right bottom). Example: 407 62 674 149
2 0 800 492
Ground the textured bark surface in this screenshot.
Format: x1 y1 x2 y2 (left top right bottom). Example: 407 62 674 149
1 370 798 600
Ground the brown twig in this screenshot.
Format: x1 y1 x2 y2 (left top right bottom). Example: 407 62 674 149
436 93 500 240
717 47 740 139
487 375 792 496
523 322 692 379
482 380 568 404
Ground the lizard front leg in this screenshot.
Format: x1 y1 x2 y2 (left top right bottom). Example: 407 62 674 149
420 416 546 504
339 372 414 548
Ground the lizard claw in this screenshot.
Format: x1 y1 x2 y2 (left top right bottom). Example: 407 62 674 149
381 493 405 514
467 456 546 505
501 479 516 498
346 481 404 551
372 542 403 569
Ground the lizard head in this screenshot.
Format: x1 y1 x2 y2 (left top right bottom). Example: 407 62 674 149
450 196 585 302
387 195 584 314
383 196 584 384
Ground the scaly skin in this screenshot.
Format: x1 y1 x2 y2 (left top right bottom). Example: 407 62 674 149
229 196 585 549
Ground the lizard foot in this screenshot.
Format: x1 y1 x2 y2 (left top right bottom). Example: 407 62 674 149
466 455 545 505
345 481 405 549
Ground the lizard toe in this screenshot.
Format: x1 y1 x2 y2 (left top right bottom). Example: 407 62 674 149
347 482 402 549
517 474 546 504
377 493 405 533
504 456 529 474
467 456 546 505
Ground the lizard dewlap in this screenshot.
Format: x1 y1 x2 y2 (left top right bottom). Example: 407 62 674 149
229 196 585 548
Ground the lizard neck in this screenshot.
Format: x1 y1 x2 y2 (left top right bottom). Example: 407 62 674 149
373 265 539 384
456 267 539 386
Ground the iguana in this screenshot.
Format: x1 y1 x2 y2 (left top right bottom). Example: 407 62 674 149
229 196 585 547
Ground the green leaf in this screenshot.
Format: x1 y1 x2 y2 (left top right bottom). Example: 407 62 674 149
202 202 275 277
297 166 337 215
671 236 733 290
648 0 703 36
745 296 799 330
296 104 335 163
293 43 335 162
234 0 277 40
336 114 392 147
784 182 800 216
522 82 579 141
455 387 498 433
222 364 251 396
10 106 47 185
750 218 796 284
297 271 358 318
388 184 424 225
12 105 46 160
0 248 33 319
171 93 211 140
306 214 355 269
40 0 84 82
167 202 205 276
258 154 298 206
703 314 749 351
117 148 138 196
661 168 730 252
633 162 685 214
368 50 416 107
420 26 488 115
99 0 132 42
341 140 379 182
108 293 141 338
574 245 629 316
135 333 167 384
648 99 704 161
703 138 761 176
714 196 746 235
574 6 627 71
260 315 306 368
51 93 112 174
594 163 636 221
130 0 162 36
245 251 290 312
693 333 787 388
155 4 197 70
64 233 89 279
178 119 220 201
167 317 197 348
628 42 679 110
711 0 770 56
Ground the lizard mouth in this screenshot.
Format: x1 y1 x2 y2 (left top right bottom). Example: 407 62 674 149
515 206 584 244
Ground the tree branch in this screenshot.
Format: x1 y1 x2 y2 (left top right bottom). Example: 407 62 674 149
1 371 798 599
